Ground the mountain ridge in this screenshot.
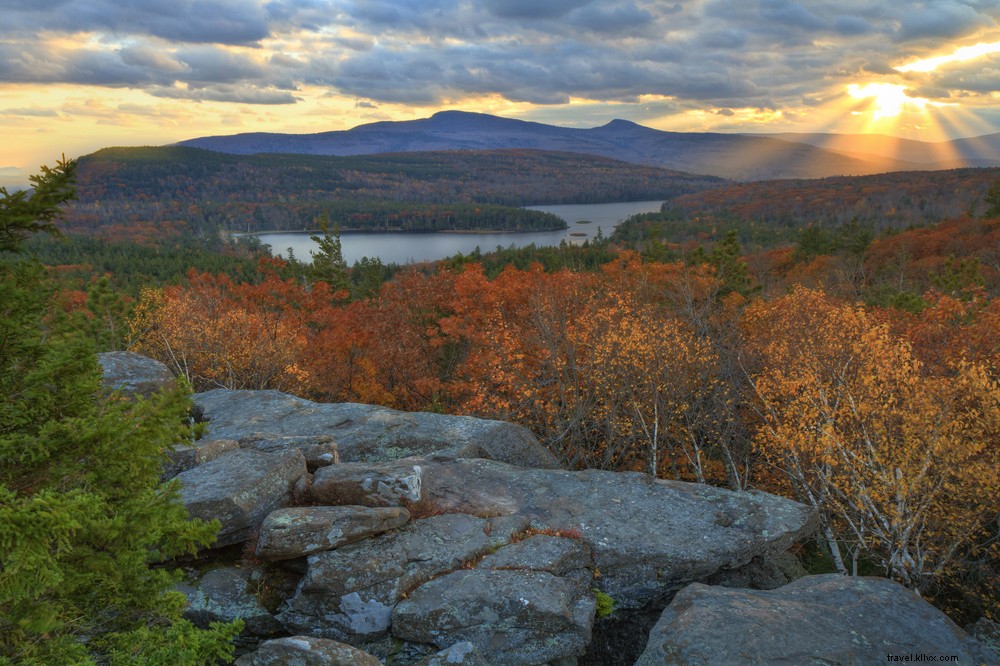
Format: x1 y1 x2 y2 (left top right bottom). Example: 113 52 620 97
176 110 1000 181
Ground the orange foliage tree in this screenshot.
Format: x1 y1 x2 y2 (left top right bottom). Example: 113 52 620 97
305 268 462 410
452 255 740 482
129 264 318 392
744 287 1000 590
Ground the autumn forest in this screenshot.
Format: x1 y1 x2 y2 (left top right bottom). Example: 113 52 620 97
4 149 1000 641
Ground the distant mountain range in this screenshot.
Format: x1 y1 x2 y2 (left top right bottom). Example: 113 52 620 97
176 110 1000 181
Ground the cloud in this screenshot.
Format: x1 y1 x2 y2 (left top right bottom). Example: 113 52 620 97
759 0 826 30
483 0 594 20
3 0 1000 132
1 0 271 45
118 46 186 73
833 16 874 36
896 3 995 41
565 5 654 34
0 107 61 117
149 84 298 104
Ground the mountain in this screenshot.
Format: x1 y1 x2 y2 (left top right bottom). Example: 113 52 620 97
760 132 1000 170
178 111 913 181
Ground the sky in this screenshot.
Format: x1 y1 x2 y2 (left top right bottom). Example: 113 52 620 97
5 0 1000 186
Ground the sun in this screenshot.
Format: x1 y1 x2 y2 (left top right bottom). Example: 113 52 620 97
846 83 928 121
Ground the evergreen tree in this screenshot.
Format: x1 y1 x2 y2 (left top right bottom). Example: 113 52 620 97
350 256 389 300
690 230 756 297
309 214 350 297
0 161 240 665
0 156 76 252
984 180 1000 218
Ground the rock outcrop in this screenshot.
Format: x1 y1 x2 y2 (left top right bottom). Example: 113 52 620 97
238 433 340 471
176 448 308 547
98 351 175 398
393 569 595 665
277 513 531 643
162 438 239 480
234 636 382 666
306 455 820 610
91 358 989 666
178 567 287 649
194 389 561 469
254 506 411 561
414 642 490 666
635 575 991 665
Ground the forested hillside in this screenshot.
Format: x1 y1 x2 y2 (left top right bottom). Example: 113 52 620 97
616 167 1000 249
66 146 724 236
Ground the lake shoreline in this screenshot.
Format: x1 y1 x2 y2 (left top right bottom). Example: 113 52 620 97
238 225 568 237
246 200 664 265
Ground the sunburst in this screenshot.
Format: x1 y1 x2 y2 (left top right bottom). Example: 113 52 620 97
846 83 929 121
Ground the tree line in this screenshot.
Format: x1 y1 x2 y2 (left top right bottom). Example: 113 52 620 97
64 146 724 235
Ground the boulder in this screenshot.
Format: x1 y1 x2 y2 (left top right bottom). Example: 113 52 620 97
176 448 307 547
98 351 175 398
634 574 991 665
239 433 340 470
393 569 595 665
162 438 240 480
414 642 490 666
235 636 383 666
277 513 530 643
310 460 426 507
308 456 819 610
194 389 560 469
255 506 411 561
177 567 284 648
967 617 1000 664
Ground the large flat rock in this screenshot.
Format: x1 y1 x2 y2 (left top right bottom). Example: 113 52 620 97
308 456 819 610
194 389 560 469
635 575 991 665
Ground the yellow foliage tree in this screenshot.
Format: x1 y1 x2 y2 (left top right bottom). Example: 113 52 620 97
744 287 1000 590
584 292 720 479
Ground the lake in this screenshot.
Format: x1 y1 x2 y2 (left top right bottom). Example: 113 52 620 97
253 200 664 265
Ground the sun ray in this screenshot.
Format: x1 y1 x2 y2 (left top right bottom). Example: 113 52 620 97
896 40 1000 73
